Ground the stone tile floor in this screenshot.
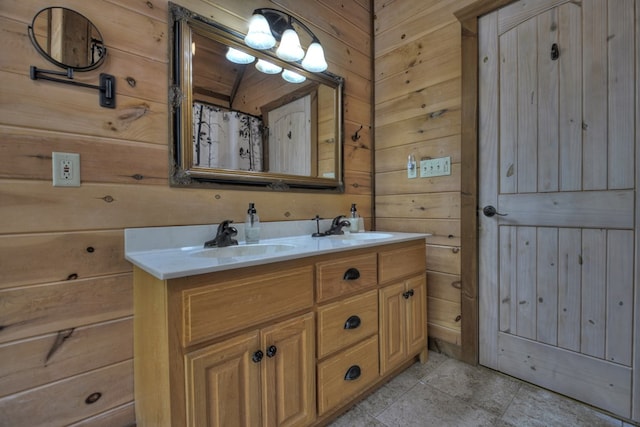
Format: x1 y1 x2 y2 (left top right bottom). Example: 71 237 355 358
329 351 635 427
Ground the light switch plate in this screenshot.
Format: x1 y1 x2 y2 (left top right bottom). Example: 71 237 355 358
420 156 451 178
52 152 81 187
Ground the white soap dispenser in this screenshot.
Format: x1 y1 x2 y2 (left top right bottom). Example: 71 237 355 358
245 202 260 244
349 203 360 233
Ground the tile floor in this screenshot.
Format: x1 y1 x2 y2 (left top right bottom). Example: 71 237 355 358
328 351 635 427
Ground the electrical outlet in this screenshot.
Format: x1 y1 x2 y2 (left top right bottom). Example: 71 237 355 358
52 152 80 187
420 156 451 178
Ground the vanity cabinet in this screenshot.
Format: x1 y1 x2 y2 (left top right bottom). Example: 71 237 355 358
133 239 426 427
378 244 429 375
185 313 315 427
134 260 315 427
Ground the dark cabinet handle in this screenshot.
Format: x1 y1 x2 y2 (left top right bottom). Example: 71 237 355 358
344 365 361 381
344 315 361 330
266 345 277 358
402 289 415 299
343 268 360 281
252 350 264 363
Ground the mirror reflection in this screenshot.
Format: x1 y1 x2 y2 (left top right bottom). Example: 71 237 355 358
170 3 344 191
29 7 106 70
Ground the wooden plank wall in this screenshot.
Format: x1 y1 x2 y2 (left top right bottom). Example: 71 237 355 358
373 0 476 356
0 0 372 425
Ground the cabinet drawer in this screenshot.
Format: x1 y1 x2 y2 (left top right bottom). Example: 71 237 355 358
316 253 377 302
378 242 425 284
317 290 378 358
182 266 313 347
317 335 379 415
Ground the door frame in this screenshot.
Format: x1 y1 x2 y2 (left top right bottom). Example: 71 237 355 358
454 0 640 422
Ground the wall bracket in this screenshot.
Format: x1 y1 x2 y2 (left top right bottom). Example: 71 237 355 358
30 66 116 108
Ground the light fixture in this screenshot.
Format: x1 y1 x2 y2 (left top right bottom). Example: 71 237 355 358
301 41 327 72
244 13 275 49
255 59 282 74
244 8 328 73
225 47 255 64
282 69 306 83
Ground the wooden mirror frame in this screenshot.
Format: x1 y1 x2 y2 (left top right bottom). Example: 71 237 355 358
168 3 345 192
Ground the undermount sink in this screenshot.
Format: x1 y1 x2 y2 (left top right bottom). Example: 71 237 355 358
333 232 394 240
191 243 297 258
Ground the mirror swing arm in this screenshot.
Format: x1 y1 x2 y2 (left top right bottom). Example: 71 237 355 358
28 65 116 109
27 8 116 109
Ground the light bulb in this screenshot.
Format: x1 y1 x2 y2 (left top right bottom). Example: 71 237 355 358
244 13 276 49
276 29 304 61
301 41 327 72
282 69 306 83
225 47 255 64
255 59 282 74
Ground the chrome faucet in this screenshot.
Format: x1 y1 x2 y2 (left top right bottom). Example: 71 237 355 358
204 220 238 248
324 215 351 236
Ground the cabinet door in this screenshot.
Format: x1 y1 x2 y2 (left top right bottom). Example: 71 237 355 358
379 281 407 375
261 313 315 427
405 275 427 357
184 331 262 427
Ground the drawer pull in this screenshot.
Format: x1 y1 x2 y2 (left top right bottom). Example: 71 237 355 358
344 315 361 330
266 345 278 358
402 289 415 299
344 365 361 381
252 350 264 363
343 268 360 281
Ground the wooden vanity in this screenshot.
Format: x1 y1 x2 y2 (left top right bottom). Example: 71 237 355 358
133 238 427 427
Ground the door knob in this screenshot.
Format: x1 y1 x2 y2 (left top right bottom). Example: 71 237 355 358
482 205 507 217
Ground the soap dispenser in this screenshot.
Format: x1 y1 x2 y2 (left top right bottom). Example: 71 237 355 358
245 202 260 244
349 203 360 233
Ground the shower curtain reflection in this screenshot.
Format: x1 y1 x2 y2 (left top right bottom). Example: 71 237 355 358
193 102 263 171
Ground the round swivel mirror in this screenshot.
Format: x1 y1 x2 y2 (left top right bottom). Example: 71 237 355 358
28 7 106 71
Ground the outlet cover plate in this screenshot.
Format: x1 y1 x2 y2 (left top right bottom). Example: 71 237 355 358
52 152 80 187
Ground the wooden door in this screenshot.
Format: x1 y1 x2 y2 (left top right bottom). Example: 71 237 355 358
261 313 315 427
379 281 406 374
478 0 638 419
267 94 312 176
184 331 262 427
405 275 427 357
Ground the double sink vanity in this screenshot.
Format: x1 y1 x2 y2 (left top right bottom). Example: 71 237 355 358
125 220 428 426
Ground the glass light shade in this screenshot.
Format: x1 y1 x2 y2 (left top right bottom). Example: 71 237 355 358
244 14 276 49
255 59 282 74
282 69 306 83
225 47 255 64
276 29 304 61
301 42 328 72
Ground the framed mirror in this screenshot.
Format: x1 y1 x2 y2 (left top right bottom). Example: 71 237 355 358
28 7 106 71
169 3 344 191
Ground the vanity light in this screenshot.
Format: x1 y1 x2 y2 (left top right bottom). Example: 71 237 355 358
301 41 328 72
255 59 282 74
225 47 255 64
244 8 328 73
282 69 306 83
244 13 275 49
276 28 304 61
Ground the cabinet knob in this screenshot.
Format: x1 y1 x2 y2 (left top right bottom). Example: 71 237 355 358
343 268 360 281
402 289 415 299
344 315 361 330
344 365 361 381
266 345 278 358
252 350 264 363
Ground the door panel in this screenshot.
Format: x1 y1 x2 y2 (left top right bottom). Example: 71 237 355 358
479 0 637 419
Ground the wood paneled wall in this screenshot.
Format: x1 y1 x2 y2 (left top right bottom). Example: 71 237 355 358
0 0 371 425
373 0 476 356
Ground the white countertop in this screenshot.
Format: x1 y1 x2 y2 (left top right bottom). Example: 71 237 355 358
125 221 428 280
